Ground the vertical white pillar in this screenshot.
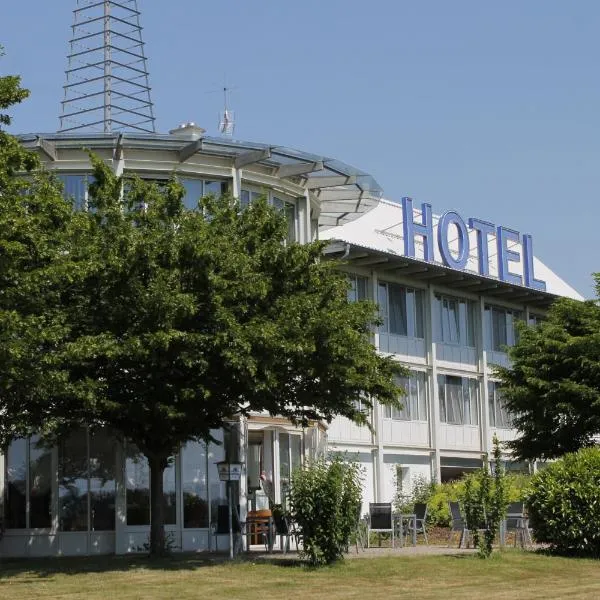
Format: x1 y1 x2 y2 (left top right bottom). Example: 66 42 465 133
304 190 312 242
427 285 441 482
114 440 126 554
479 297 491 456
231 167 241 200
371 270 385 501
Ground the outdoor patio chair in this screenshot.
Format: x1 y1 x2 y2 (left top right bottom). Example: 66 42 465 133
273 511 294 554
504 502 532 548
352 505 367 553
211 504 242 553
367 502 395 548
404 502 428 544
448 501 469 548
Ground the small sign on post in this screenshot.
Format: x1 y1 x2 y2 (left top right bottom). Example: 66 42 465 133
216 461 244 559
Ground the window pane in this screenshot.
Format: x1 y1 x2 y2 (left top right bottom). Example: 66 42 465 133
5 438 27 529
181 178 203 210
417 372 427 421
446 376 463 425
284 203 296 243
58 174 88 210
414 290 424 338
438 375 446 422
279 433 291 500
378 283 389 332
59 429 89 532
291 436 302 474
488 381 496 427
204 180 226 197
469 379 479 425
29 437 52 528
467 302 476 347
389 284 407 335
240 189 250 210
126 451 150 526
183 442 209 528
396 377 410 419
433 295 442 342
357 277 368 301
89 429 116 531
492 308 507 351
163 459 177 526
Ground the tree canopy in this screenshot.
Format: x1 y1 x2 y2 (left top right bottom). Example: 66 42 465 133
495 275 600 461
1 52 406 554
0 51 76 445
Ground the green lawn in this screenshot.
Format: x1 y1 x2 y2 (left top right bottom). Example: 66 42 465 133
1 551 599 600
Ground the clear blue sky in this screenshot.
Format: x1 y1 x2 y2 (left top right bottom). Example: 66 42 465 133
2 1 599 297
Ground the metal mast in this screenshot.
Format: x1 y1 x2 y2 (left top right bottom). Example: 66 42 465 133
59 0 155 133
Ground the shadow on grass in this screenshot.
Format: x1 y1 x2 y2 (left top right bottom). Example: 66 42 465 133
0 551 285 580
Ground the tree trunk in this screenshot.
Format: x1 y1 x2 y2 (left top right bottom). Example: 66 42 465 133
148 454 168 557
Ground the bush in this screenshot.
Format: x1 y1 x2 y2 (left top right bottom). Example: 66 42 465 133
289 456 362 566
393 472 435 515
426 473 531 527
526 447 600 557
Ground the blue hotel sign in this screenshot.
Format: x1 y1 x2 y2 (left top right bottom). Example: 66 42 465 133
401 197 546 292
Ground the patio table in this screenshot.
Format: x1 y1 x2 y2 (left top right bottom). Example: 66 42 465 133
393 513 417 547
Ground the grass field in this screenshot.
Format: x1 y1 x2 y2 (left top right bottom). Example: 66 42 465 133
1 550 599 600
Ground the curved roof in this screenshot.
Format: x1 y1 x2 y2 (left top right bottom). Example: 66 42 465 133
18 132 383 228
321 198 583 304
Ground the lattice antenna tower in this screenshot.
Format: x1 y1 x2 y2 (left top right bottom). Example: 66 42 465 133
59 0 156 133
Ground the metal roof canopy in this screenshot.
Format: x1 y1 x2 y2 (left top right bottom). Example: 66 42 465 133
324 240 558 309
19 132 383 228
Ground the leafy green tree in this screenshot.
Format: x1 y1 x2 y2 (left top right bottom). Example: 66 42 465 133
0 49 76 445
495 276 600 461
48 157 405 555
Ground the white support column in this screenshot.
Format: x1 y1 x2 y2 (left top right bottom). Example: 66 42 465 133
371 270 385 501
231 167 242 200
479 297 491 456
304 190 312 242
427 285 441 482
238 417 248 551
114 440 127 554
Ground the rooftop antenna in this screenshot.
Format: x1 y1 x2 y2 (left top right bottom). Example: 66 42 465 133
59 0 156 134
218 85 235 136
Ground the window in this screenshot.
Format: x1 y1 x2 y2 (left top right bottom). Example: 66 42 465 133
182 441 209 528
125 445 176 526
384 372 428 421
272 196 297 243
488 381 513 429
279 433 302 510
378 282 424 338
347 274 369 302
180 178 228 210
484 305 522 351
58 428 117 532
240 189 263 210
438 375 479 425
528 313 544 327
4 436 52 529
434 294 475 346
57 173 94 211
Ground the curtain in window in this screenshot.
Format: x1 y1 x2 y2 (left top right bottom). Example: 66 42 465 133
396 376 410 419
492 308 508 351
487 381 496 427
446 377 463 424
389 284 407 335
416 372 427 420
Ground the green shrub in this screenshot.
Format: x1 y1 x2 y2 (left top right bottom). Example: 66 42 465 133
426 473 531 527
289 456 362 566
393 472 435 515
526 447 600 557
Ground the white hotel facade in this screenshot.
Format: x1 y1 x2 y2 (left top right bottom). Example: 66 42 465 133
0 126 582 557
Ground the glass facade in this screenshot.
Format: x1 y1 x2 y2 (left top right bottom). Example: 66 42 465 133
434 294 476 346
378 282 424 338
278 433 302 510
125 446 176 526
438 375 479 425
58 429 117 532
182 442 209 528
272 196 297 243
